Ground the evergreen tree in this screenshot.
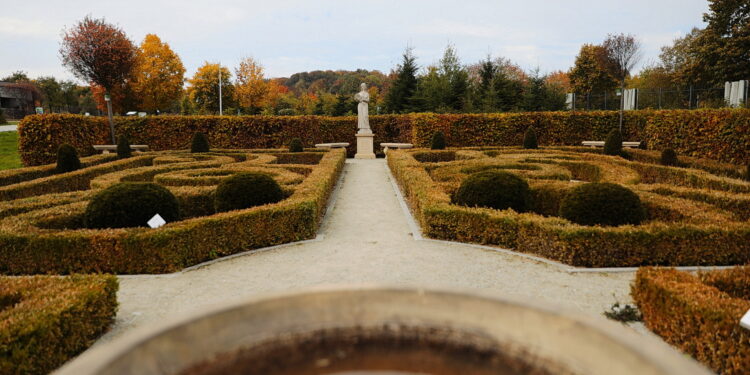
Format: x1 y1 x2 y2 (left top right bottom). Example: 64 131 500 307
384 47 419 113
332 94 350 116
477 56 496 112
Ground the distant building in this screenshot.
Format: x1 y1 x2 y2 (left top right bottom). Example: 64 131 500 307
0 82 38 118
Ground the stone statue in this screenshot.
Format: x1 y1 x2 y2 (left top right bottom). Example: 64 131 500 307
355 83 371 134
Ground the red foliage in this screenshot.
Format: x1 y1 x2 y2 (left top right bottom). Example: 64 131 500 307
60 16 137 92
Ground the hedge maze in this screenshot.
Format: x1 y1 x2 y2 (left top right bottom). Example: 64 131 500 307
388 146 750 267
0 148 345 274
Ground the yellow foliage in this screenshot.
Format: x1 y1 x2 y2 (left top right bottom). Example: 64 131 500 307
131 34 186 113
234 57 271 112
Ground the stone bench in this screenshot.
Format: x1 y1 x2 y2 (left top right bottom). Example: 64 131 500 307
93 145 150 154
315 142 349 149
581 141 641 149
380 143 414 152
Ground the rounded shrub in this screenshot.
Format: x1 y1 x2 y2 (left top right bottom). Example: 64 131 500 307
289 138 303 153
214 172 284 212
55 144 81 173
85 182 180 229
116 135 131 159
523 127 538 149
452 171 530 212
191 132 210 153
603 129 622 156
559 182 645 227
431 131 446 150
660 148 678 166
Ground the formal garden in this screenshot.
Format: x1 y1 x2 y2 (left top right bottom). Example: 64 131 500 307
0 107 746 374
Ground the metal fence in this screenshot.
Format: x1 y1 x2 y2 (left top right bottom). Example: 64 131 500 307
568 84 748 111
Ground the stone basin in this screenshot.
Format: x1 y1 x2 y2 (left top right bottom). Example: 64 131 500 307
55 287 711 375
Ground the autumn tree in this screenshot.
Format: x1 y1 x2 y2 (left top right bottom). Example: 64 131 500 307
131 34 185 113
568 44 618 95
60 16 137 143
602 33 642 130
187 62 234 114
234 57 269 114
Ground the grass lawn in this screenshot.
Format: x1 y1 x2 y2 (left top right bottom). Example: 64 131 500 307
0 132 22 170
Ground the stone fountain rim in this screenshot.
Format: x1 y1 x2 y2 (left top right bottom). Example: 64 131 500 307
54 285 712 375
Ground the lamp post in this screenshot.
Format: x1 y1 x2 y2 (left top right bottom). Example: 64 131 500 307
218 63 223 116
104 93 115 144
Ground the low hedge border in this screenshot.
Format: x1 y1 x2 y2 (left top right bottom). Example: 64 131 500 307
0 148 346 274
632 267 750 374
0 274 118 374
18 110 750 166
0 155 154 201
388 148 750 267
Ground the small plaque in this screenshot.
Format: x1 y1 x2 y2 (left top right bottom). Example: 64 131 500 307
741 309 750 330
147 214 166 229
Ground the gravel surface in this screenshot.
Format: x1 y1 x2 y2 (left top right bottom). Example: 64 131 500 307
100 159 636 342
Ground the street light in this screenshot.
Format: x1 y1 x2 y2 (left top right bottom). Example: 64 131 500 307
104 93 115 144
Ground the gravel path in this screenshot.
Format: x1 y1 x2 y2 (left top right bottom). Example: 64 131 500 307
100 159 635 342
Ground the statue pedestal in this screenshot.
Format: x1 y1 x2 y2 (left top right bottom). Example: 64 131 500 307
354 133 376 159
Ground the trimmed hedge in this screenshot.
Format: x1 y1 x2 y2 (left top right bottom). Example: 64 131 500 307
388 147 750 267
0 149 345 274
0 274 118 374
18 109 750 166
632 267 750 374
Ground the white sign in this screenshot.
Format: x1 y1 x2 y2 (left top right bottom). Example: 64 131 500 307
740 309 750 330
147 214 166 229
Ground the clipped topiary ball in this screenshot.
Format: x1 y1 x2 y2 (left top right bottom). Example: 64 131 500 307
85 182 179 229
214 172 284 212
452 171 530 212
559 182 645 227
603 129 622 156
523 127 538 149
431 131 446 150
289 138 303 153
117 135 131 159
191 132 210 153
660 149 678 166
55 144 81 173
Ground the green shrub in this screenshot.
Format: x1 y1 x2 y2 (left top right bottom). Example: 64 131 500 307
452 171 530 212
603 129 622 156
191 132 209 153
431 131 446 150
0 108 5 125
55 144 81 173
116 135 131 159
289 138 303 152
660 149 678 166
214 172 284 212
85 182 180 229
559 182 645 226
523 127 538 149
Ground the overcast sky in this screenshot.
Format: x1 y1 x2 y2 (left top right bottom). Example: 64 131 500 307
0 0 709 83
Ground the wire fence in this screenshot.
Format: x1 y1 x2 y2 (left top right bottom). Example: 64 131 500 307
569 85 748 111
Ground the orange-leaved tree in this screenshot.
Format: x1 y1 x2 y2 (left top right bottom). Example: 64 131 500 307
234 57 270 114
131 34 186 113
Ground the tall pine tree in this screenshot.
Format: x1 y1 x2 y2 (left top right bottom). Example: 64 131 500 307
384 47 420 113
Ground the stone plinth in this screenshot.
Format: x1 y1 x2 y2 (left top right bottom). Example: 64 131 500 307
355 133 376 159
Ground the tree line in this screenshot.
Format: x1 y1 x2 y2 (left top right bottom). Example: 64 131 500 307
7 0 745 117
